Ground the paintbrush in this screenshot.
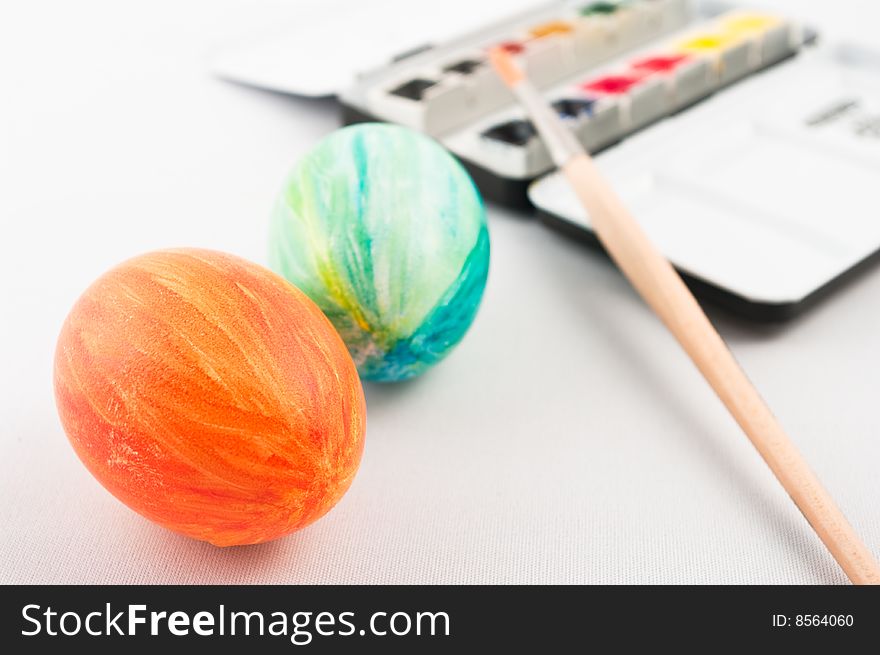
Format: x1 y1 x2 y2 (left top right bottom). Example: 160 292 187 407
488 46 879 584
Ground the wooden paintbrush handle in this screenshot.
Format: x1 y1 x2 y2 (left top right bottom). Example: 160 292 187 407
563 155 880 585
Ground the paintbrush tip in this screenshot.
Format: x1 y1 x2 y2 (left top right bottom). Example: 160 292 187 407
488 46 524 88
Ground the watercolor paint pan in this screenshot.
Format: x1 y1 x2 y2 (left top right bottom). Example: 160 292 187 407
552 98 596 119
481 119 537 145
389 78 438 101
443 59 485 75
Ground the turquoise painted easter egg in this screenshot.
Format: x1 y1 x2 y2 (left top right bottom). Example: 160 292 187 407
269 123 490 382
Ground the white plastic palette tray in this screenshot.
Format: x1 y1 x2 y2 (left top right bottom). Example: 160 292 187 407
531 45 880 317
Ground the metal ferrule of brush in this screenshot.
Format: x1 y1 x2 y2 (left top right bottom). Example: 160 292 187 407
513 81 584 166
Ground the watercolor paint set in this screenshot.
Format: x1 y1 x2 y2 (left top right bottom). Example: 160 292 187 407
214 1 880 318
334 0 807 204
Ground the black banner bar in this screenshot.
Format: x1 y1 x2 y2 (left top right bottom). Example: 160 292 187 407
2 586 877 651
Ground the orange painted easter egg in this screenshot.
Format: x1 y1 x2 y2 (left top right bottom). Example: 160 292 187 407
54 249 366 546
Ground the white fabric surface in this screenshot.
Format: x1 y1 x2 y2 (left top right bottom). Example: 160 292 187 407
2 0 878 585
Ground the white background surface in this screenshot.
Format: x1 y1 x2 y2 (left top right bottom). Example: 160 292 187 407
2 0 879 584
